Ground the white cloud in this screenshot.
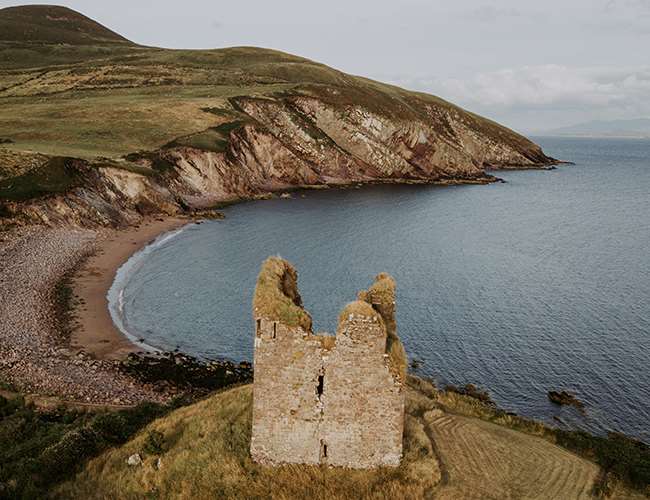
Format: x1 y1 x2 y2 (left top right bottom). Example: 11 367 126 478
384 65 650 131
464 5 523 22
390 65 650 113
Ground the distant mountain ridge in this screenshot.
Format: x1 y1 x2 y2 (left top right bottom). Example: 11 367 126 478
539 118 650 138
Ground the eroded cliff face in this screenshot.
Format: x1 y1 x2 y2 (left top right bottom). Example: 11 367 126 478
1 92 555 228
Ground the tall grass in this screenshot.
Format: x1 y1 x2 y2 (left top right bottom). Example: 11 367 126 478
56 385 441 499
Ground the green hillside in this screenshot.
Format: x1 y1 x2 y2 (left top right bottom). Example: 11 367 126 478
0 5 131 45
0 5 541 161
55 384 440 499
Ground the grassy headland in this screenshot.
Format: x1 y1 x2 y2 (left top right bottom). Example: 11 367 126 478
0 4 553 209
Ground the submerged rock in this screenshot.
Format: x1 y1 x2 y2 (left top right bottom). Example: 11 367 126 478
548 390 585 412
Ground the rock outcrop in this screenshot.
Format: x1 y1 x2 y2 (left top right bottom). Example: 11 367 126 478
1 92 556 227
0 5 557 228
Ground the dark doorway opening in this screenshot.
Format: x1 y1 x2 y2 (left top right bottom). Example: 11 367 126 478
317 375 324 397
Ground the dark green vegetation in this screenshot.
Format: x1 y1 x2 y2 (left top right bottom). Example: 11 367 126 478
0 156 81 201
120 352 253 393
555 430 650 496
0 353 252 500
163 121 245 153
0 393 169 499
0 345 252 498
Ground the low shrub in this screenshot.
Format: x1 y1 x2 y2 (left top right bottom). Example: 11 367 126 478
0 397 171 498
38 427 102 482
143 430 165 455
555 429 650 494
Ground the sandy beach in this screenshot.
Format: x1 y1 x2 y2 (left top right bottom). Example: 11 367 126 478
0 218 190 404
70 217 189 360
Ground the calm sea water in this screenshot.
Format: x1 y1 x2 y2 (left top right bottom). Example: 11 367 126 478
112 137 650 441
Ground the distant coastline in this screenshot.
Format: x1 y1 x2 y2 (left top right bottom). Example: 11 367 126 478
533 134 650 140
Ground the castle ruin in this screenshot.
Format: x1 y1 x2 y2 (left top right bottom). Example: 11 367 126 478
250 257 406 469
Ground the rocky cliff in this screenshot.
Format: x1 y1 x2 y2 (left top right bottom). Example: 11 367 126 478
0 5 556 228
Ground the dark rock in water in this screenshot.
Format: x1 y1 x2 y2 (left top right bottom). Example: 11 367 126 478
0 138 13 144
446 383 495 405
121 351 253 394
409 358 423 371
548 390 585 412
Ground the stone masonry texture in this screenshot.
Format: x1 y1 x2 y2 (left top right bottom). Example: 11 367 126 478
250 257 405 469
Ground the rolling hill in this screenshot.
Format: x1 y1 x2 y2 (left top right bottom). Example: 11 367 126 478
0 4 556 227
0 4 131 45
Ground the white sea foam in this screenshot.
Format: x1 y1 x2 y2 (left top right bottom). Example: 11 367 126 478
107 224 191 352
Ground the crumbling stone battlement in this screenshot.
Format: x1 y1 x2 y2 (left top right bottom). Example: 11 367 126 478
250 257 406 469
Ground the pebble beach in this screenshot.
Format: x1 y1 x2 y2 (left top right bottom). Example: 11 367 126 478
0 224 174 405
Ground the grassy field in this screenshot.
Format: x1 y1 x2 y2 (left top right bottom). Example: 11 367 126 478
55 384 440 500
54 379 649 499
0 6 550 211
0 39 376 159
0 5 534 163
0 391 172 499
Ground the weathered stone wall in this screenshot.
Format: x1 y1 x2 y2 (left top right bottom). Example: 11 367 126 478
250 257 405 469
250 318 324 465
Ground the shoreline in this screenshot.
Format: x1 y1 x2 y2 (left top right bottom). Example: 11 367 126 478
69 217 190 360
64 171 559 362
0 225 169 404
64 177 505 362
0 173 565 405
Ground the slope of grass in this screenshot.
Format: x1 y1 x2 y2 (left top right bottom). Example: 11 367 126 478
0 156 81 201
56 379 649 499
0 5 131 45
56 384 440 500
0 6 543 164
0 393 172 499
437 384 650 497
164 121 245 153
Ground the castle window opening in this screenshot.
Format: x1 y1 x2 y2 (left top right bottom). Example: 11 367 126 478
256 318 261 335
272 322 277 339
317 374 324 397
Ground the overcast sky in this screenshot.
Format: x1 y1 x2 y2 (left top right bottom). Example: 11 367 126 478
3 0 650 132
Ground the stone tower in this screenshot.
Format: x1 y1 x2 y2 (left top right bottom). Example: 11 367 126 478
250 257 406 469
